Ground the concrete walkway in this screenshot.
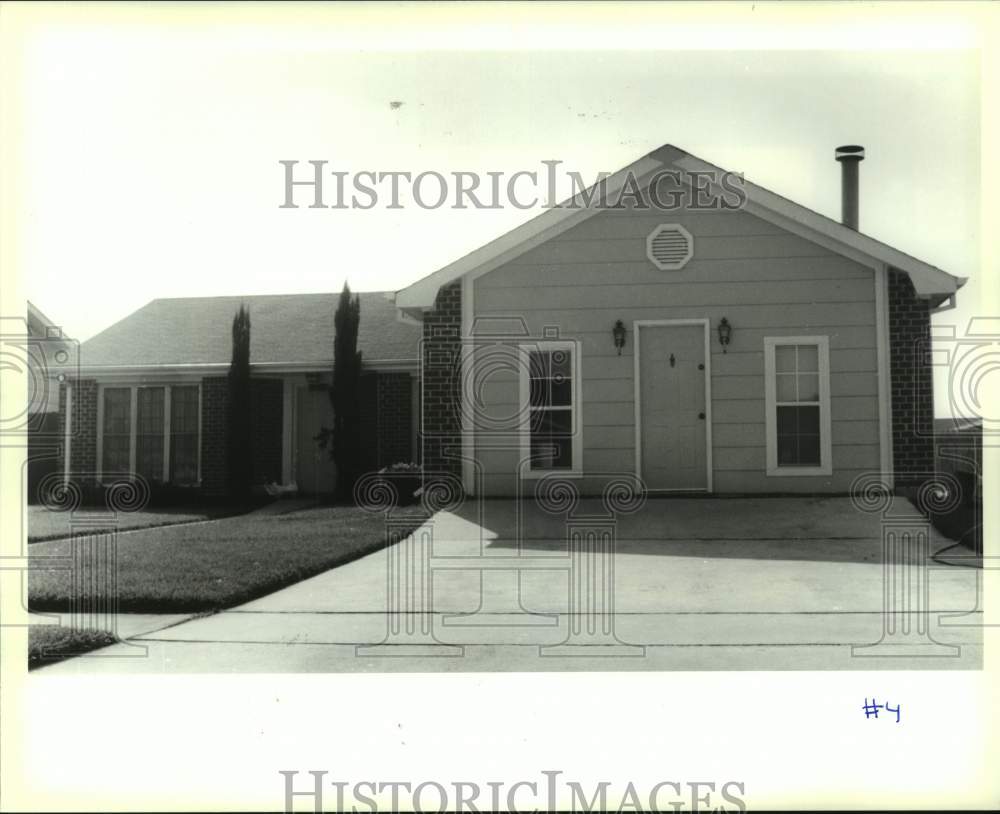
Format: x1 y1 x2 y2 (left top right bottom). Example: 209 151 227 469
36 497 983 673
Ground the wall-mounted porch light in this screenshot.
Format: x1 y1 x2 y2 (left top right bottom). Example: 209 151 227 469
717 317 732 353
612 320 627 355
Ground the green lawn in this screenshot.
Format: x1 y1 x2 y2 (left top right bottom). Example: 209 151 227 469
28 504 246 543
29 505 426 614
29 626 118 668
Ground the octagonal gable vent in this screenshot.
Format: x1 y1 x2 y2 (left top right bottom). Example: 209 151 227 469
646 223 693 271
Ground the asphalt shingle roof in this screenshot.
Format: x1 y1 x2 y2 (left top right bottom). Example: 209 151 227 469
79 292 419 368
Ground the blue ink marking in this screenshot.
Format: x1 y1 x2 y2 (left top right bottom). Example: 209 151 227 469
863 698 901 723
885 702 901 723
862 698 883 719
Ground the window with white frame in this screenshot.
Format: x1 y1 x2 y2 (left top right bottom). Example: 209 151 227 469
169 386 199 484
136 387 165 481
764 337 832 476
102 387 131 474
99 384 200 484
520 342 581 474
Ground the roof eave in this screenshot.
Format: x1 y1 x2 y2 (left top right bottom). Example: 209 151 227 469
64 358 419 377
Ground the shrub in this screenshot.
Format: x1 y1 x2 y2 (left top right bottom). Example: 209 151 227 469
318 282 363 502
227 305 252 501
377 462 422 505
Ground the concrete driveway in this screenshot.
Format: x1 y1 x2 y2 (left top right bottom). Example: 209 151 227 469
37 497 982 673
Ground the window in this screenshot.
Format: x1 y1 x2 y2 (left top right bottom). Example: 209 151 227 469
170 386 199 484
519 342 581 475
102 388 131 474
136 387 165 481
99 383 200 484
764 337 832 476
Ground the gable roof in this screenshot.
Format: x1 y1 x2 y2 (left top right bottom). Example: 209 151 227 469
394 143 966 313
76 292 419 372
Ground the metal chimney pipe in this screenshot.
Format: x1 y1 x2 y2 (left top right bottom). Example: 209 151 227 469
835 145 865 230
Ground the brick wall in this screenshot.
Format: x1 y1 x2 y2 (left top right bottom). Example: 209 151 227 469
60 378 98 481
376 372 413 467
200 376 228 495
888 268 935 486
420 280 463 478
250 378 284 485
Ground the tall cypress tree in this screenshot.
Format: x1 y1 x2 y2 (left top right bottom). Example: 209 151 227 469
330 282 362 501
227 304 252 500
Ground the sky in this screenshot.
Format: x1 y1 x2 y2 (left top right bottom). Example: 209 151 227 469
6 5 988 414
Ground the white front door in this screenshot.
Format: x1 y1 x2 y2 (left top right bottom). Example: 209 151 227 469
638 323 709 491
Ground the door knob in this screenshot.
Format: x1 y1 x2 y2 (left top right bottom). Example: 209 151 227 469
698 412 705 420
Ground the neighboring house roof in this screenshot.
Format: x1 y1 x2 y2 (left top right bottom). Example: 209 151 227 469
27 300 71 342
394 143 966 313
26 300 75 414
76 292 420 372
